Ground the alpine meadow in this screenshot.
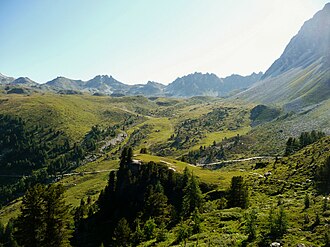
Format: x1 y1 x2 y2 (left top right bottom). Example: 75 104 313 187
0 2 329 247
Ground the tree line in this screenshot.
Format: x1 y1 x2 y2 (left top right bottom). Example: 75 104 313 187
285 130 325 155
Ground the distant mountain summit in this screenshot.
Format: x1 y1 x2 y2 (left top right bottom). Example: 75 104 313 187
164 72 263 97
128 81 165 96
46 77 85 90
165 72 224 97
0 73 15 84
11 77 37 86
85 75 130 94
222 72 263 93
239 3 330 111
41 72 262 97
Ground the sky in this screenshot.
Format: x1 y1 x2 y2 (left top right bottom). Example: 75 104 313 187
0 0 329 85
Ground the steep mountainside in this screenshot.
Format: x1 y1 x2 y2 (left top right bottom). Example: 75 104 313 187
238 3 330 111
263 3 330 79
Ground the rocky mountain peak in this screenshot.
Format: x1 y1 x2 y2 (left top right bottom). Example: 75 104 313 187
263 3 330 79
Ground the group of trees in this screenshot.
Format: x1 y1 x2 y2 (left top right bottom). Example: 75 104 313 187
167 108 231 151
0 114 74 204
0 114 71 174
82 125 117 152
285 130 325 155
183 144 226 164
1 184 71 247
73 147 205 246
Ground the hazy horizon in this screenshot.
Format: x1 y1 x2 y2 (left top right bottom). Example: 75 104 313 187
0 0 328 85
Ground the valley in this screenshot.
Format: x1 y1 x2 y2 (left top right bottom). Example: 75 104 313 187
0 2 329 247
0 91 329 246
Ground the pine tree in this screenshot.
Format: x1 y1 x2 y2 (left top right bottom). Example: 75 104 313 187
43 184 71 247
113 218 131 247
227 176 249 209
143 218 157 240
182 174 203 217
268 205 288 239
131 221 145 245
245 208 258 240
191 207 202 234
176 222 191 246
15 184 46 247
15 184 71 247
144 183 171 225
156 222 167 242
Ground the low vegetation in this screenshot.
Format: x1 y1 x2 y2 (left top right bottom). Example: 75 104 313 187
0 93 329 247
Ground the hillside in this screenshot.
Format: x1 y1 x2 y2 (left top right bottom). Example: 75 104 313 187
0 3 329 247
237 3 330 111
1 133 329 246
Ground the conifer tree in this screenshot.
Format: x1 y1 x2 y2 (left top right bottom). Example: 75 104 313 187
15 184 71 247
43 184 71 247
182 174 203 217
245 208 258 240
144 183 171 225
113 218 131 247
15 184 46 247
268 205 288 239
227 176 249 209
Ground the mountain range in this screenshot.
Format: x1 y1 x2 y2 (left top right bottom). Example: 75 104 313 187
1 3 329 110
0 71 263 98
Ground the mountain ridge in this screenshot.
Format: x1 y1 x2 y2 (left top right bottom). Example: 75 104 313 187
237 3 330 111
0 71 263 97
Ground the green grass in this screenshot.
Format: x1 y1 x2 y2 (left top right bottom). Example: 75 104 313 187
191 126 251 150
135 153 249 188
0 93 329 246
0 158 119 225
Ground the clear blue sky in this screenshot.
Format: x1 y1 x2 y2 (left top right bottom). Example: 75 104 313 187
0 0 328 84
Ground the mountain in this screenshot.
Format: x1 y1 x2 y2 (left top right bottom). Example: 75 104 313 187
39 72 264 97
238 3 330 111
45 75 131 95
263 3 330 79
127 81 165 96
46 76 85 90
0 73 15 84
222 72 263 93
11 77 38 86
84 75 130 94
165 72 224 97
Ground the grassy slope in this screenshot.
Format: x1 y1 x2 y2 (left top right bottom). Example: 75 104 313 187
0 94 158 141
0 93 329 246
0 132 329 247
237 61 330 111
137 137 330 247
